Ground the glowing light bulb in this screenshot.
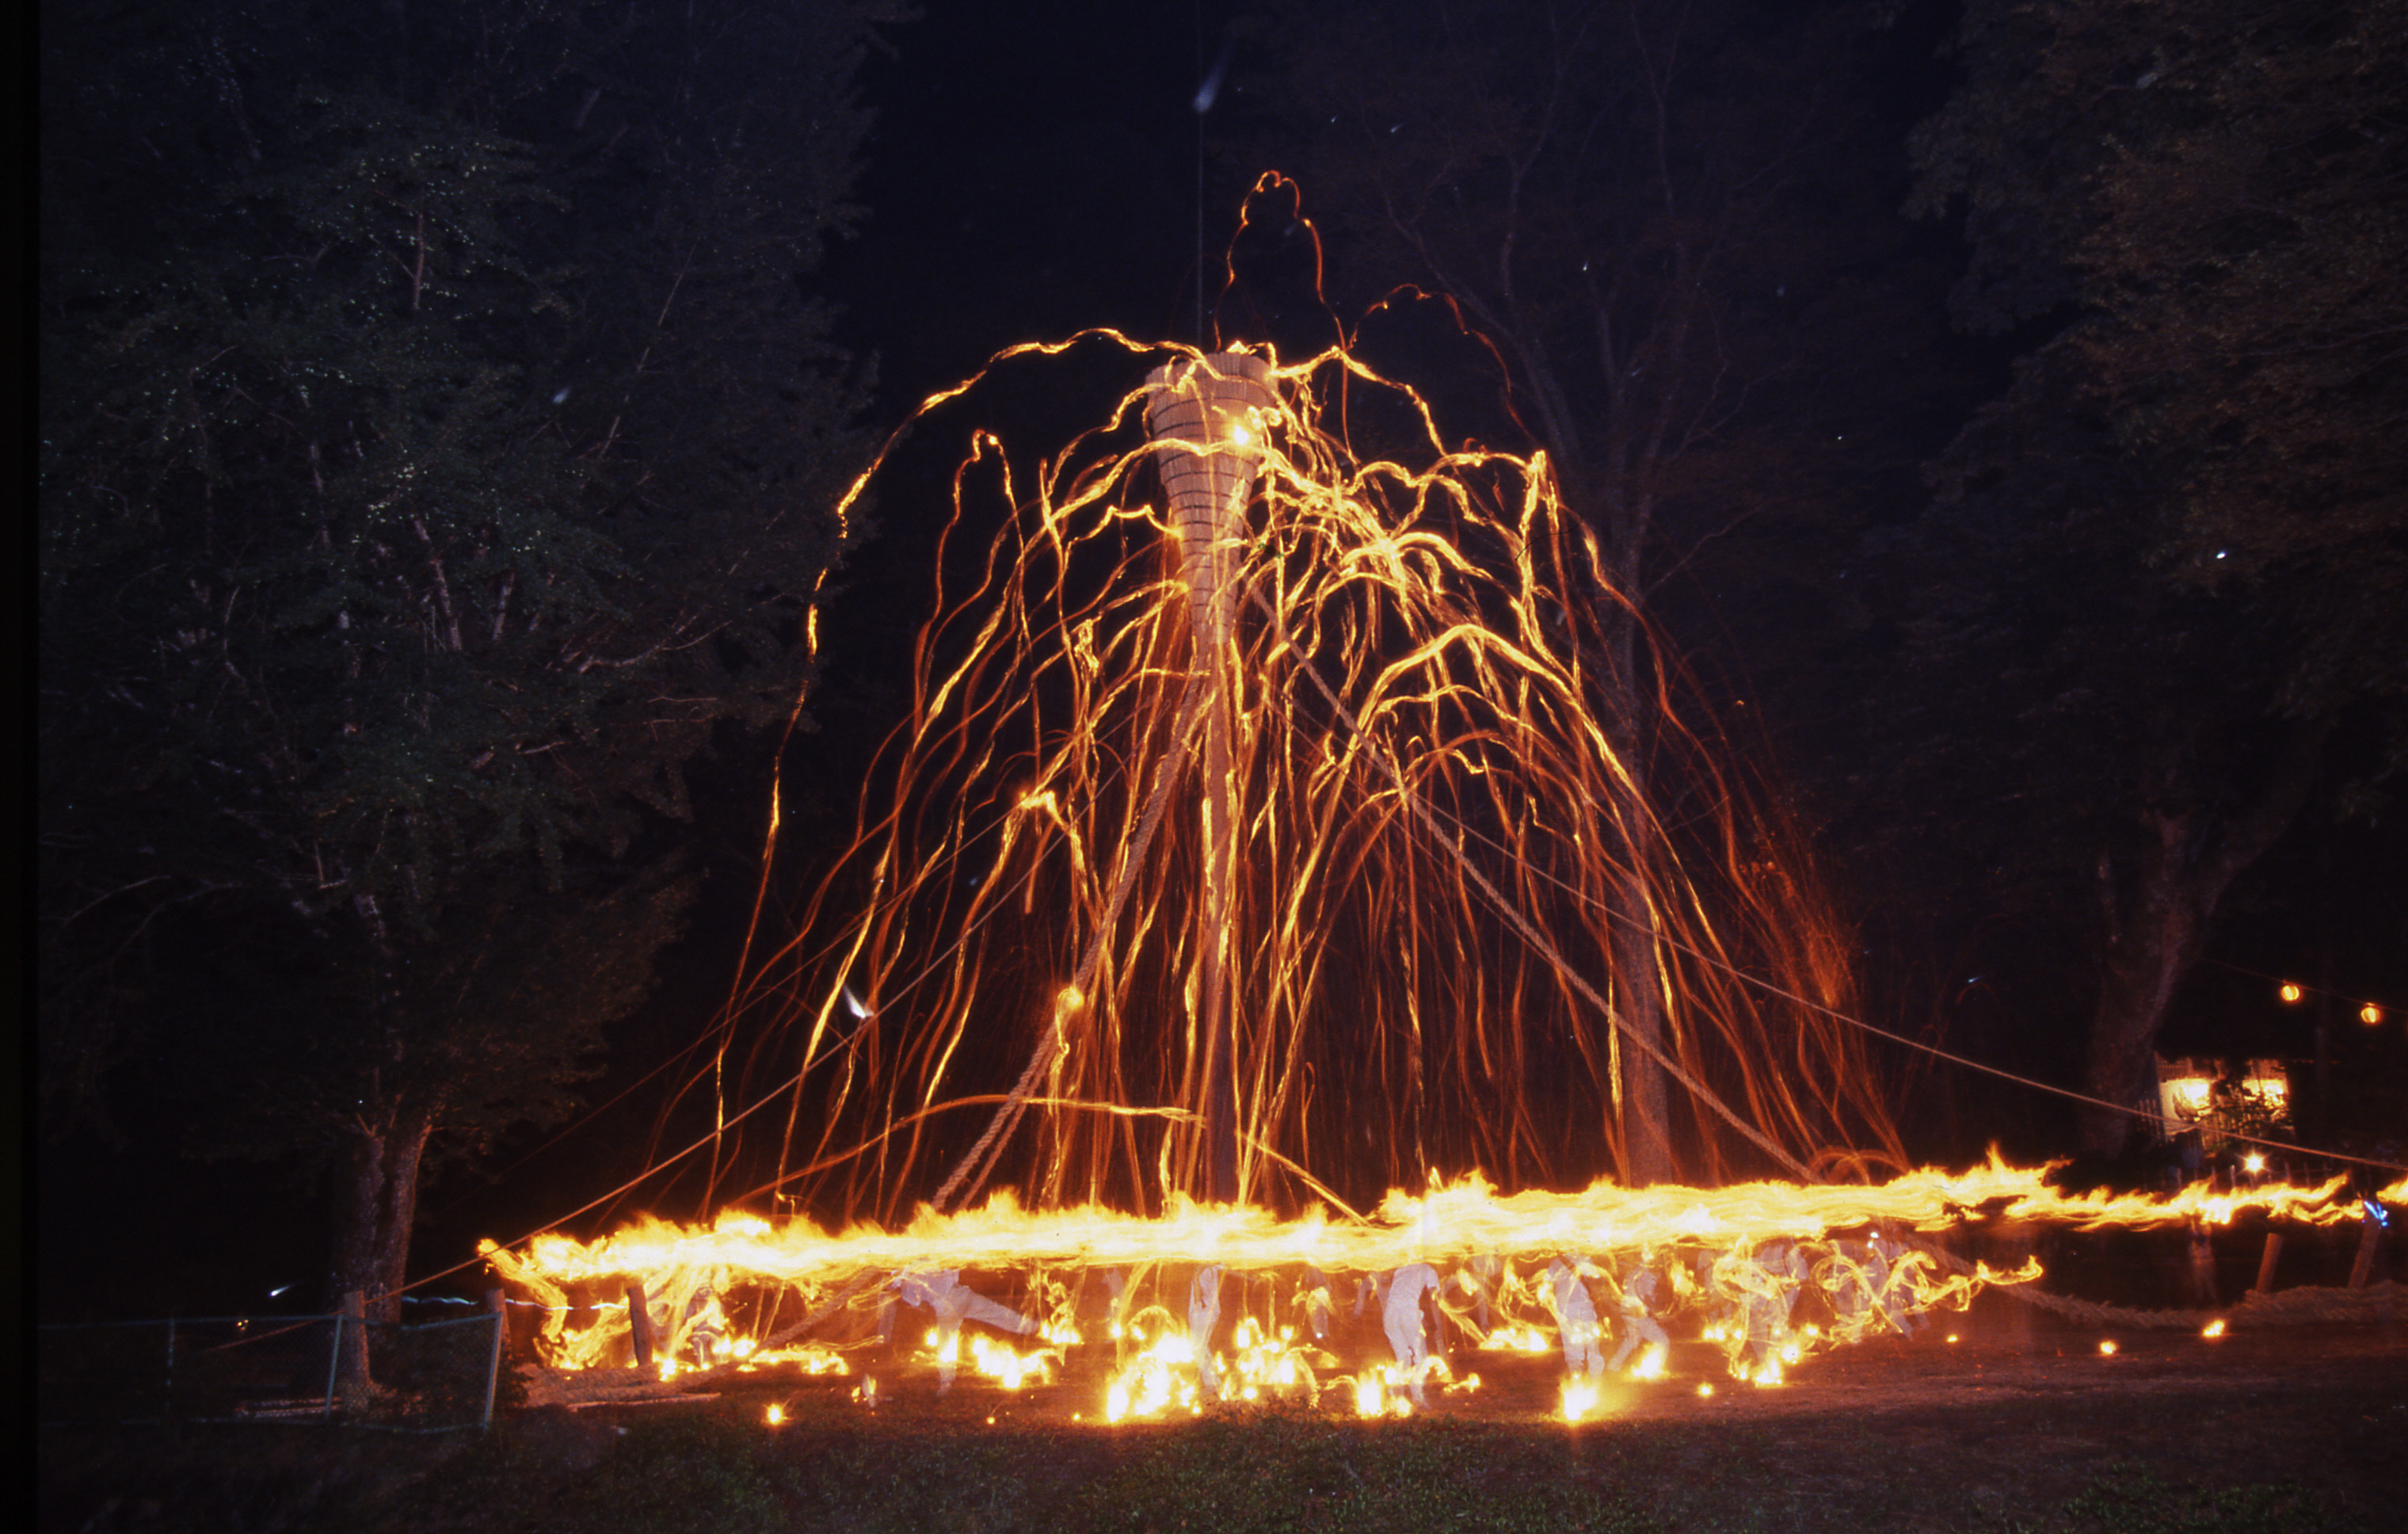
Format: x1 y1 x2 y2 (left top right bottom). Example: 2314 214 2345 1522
2361 1003 2384 1026
2279 982 2303 1004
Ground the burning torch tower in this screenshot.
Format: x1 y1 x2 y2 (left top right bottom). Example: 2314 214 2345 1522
1145 351 1277 1205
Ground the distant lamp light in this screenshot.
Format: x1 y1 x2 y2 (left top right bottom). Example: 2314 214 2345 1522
2361 1003 2384 1027
2242 1150 2265 1176
2278 982 2303 1005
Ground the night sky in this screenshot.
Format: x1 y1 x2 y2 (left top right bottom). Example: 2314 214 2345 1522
36 0 2407 1322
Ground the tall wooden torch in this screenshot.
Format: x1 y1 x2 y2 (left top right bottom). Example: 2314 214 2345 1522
1145 351 1276 1205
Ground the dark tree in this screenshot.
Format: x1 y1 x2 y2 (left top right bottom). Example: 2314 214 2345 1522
1892 0 2406 1154
40 0 897 1320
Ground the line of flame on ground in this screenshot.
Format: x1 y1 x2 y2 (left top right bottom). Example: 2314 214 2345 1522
482 1160 2398 1418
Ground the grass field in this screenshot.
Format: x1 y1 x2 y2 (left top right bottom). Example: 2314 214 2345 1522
40 1311 2407 1533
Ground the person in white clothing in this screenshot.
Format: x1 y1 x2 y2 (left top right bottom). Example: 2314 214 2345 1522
1189 1265 1225 1399
1382 1262 1443 1406
1545 1257 1606 1380
891 1270 1036 1391
1608 1262 1669 1374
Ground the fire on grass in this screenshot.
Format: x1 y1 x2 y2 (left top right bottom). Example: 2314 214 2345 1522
478 1161 2398 1422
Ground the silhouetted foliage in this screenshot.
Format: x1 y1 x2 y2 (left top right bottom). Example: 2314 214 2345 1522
40 0 901 1314
1868 0 2406 1151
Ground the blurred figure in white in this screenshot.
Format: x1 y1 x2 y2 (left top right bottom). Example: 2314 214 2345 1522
1609 1261 1670 1375
1545 1257 1606 1381
892 1270 1036 1391
1383 1262 1443 1406
1189 1265 1225 1399
1461 1254 1504 1337
1299 1265 1334 1341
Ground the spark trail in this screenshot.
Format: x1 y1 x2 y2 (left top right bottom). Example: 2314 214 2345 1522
695 326 1898 1227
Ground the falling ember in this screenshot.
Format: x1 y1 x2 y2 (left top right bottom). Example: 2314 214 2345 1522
701 303 1906 1226
764 1402 786 1426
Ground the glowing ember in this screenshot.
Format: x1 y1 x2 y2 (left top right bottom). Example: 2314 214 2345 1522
705 303 1903 1225
2098 1340 2120 1356
2201 1319 2227 1339
1560 1377 1600 1423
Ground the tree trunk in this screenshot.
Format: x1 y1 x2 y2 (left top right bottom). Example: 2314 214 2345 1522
2079 824 2213 1158
1598 652 1678 1186
1609 892 1680 1184
2079 724 2330 1157
331 1098 434 1326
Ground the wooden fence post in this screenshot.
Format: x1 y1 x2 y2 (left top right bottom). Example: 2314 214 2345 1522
2349 1208 2383 1289
336 1289 371 1405
627 1281 655 1372
481 1288 508 1429
2185 1219 2218 1305
2252 1231 2283 1296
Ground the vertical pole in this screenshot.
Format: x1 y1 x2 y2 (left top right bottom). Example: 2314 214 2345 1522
2312 845 2334 1139
2349 1208 2383 1289
1200 688 1239 1206
627 1281 656 1372
165 1317 177 1422
481 1288 508 1430
2252 1231 2284 1296
1145 352 1275 1208
322 1310 344 1418
2185 1219 2218 1305
337 1289 369 1406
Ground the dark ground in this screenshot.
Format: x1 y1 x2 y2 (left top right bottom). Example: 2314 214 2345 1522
40 1284 2408 1534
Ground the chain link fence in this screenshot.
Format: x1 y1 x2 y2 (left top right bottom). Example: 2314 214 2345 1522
38 1307 503 1431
